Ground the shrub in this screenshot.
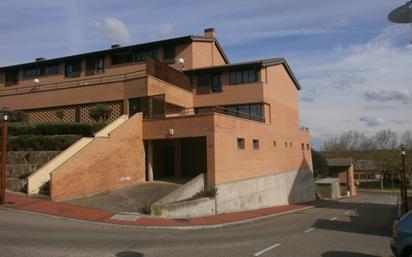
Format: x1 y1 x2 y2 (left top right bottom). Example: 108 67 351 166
9 111 28 123
3 135 82 151
55 109 65 121
89 104 111 123
1 122 106 137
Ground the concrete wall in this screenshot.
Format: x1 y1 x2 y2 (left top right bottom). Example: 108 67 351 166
215 169 315 214
50 113 145 201
152 197 216 218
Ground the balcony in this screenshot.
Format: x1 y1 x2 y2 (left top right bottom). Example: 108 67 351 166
0 58 191 97
145 105 265 123
0 70 146 97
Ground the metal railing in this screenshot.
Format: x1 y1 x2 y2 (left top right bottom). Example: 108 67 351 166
0 70 146 96
145 106 265 122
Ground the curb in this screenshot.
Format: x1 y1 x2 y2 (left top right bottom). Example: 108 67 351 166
1 200 339 230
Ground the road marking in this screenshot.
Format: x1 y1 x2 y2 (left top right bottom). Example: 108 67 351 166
345 211 350 215
330 217 337 221
305 227 315 233
253 243 280 256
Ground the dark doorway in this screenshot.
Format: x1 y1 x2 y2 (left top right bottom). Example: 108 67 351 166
128 98 141 117
163 145 175 177
149 137 207 182
181 137 207 177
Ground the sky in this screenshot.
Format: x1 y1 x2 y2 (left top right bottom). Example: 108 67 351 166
0 0 411 149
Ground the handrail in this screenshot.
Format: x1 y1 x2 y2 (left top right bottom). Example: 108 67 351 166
0 69 146 96
147 105 265 122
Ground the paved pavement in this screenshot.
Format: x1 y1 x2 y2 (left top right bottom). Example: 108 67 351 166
2 193 326 228
0 192 397 257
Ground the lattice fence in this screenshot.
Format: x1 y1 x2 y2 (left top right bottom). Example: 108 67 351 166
26 101 124 123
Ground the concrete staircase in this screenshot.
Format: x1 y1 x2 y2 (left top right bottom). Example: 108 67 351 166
27 115 129 196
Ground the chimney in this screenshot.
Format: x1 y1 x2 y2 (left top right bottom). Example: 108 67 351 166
204 28 216 38
35 57 45 62
111 44 121 49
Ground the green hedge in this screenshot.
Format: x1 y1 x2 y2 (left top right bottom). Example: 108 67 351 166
2 135 82 151
0 122 106 137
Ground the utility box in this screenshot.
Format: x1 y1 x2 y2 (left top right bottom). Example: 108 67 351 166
315 178 341 200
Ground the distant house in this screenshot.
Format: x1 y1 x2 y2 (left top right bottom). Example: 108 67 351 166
326 158 357 197
354 160 379 183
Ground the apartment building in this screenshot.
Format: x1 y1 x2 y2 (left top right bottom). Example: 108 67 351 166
0 28 314 216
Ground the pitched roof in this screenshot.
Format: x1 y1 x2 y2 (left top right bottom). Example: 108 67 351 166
0 35 229 70
184 58 302 90
327 158 354 167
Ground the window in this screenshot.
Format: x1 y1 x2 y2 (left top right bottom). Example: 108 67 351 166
65 60 81 78
221 104 264 121
253 139 259 150
301 143 305 150
5 70 19 86
111 53 133 65
23 64 60 78
290 142 293 147
306 144 310 150
274 141 277 147
197 74 211 88
238 105 250 119
163 45 175 60
197 74 222 93
285 142 288 147
23 67 41 78
135 48 158 61
237 138 245 149
86 57 104 75
43 64 60 76
249 104 262 121
211 74 222 92
230 69 258 85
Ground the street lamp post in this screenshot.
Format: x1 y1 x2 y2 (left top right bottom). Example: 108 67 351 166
401 145 409 213
0 110 8 205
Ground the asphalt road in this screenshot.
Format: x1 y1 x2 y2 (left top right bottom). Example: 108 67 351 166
0 192 398 257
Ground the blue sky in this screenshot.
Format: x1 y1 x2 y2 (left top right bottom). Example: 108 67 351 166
0 0 411 148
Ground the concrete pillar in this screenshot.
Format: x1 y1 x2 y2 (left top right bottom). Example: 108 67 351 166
147 141 154 181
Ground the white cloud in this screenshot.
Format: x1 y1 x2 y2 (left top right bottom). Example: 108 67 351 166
89 17 131 44
359 116 384 127
294 25 412 147
364 89 410 103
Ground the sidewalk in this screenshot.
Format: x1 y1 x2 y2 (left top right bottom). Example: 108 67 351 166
2 193 333 229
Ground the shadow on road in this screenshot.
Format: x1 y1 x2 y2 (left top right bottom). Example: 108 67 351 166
116 251 144 257
312 197 397 237
322 251 380 257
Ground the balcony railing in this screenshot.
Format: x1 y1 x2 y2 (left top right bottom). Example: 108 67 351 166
146 58 192 92
146 105 265 122
0 70 146 96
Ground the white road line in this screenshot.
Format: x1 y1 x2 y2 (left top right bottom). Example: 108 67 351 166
330 217 338 221
305 227 315 233
253 243 280 256
345 211 350 215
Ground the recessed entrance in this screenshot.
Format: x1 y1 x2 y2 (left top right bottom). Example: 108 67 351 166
146 137 207 183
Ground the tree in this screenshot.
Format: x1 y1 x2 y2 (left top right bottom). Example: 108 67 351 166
373 129 398 150
401 130 412 150
89 104 111 123
9 110 28 123
311 149 329 178
55 109 65 121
